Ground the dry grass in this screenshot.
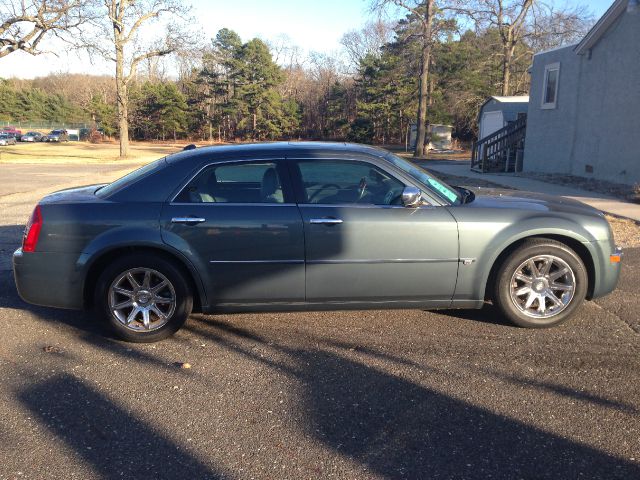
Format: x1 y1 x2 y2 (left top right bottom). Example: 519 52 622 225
606 215 640 248
0 140 212 165
396 150 471 161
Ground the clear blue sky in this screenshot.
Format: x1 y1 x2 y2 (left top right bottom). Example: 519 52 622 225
191 0 613 52
192 0 370 53
0 0 616 78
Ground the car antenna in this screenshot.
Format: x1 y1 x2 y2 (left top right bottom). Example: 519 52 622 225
183 144 197 151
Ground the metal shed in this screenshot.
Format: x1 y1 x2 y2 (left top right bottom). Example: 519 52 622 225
477 96 529 141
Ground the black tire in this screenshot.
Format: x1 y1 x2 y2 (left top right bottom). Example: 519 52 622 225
493 239 588 328
95 253 193 342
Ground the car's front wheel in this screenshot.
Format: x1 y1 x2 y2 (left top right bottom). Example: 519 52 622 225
95 253 193 342
493 239 588 328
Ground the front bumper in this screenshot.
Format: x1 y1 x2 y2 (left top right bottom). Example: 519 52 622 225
13 248 84 310
588 240 622 299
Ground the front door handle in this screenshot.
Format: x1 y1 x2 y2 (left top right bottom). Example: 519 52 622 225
309 217 343 225
171 216 206 225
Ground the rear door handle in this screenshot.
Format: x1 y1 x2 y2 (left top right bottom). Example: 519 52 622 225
171 217 206 225
309 218 343 225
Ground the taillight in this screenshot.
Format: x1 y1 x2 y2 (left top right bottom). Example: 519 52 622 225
23 205 43 252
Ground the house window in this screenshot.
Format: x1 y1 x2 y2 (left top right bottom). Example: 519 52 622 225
541 62 560 109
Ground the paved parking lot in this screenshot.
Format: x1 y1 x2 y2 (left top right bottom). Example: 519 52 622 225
1 163 639 479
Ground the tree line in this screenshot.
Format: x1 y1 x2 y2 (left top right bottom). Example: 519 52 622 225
1 0 592 157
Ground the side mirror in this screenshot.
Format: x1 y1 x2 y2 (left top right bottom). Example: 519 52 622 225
401 186 423 208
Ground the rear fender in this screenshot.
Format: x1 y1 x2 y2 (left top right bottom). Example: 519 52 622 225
78 226 208 309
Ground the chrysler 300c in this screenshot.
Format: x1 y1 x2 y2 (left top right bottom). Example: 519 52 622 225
13 143 621 342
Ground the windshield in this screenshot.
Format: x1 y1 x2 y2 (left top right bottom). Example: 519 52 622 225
385 152 461 205
96 158 166 198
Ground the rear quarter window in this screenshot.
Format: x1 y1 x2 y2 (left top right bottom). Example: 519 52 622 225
95 158 167 199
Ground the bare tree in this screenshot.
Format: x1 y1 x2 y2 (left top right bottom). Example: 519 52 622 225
451 0 534 96
451 1 593 96
340 19 395 71
373 0 439 158
84 0 193 158
0 0 87 58
528 3 593 52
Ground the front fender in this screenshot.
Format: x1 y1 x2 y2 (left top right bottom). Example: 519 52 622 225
454 214 598 301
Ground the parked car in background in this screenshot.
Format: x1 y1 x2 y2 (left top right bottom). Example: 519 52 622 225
13 142 622 343
0 133 17 146
1 126 22 141
21 131 44 142
43 129 69 142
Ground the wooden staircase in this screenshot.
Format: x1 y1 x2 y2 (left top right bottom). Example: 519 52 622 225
471 115 527 173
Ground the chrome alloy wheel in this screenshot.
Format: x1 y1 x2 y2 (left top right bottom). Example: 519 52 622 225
108 268 176 331
509 255 576 319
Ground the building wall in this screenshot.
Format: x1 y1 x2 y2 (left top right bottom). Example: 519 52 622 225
523 9 640 185
523 46 581 175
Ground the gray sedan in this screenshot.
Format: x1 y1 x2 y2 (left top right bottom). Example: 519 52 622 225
0 133 17 146
21 131 44 142
13 142 621 342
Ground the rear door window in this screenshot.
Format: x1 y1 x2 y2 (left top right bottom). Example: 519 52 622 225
174 161 289 204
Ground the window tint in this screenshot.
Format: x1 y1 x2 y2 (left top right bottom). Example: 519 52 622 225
297 160 404 205
385 152 460 204
175 161 284 204
96 158 166 198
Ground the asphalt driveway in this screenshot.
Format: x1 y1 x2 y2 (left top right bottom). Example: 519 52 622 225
0 163 638 479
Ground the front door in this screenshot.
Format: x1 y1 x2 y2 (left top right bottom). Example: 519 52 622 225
161 159 305 306
290 158 459 304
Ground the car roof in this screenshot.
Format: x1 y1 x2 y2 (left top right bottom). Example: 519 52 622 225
165 141 390 165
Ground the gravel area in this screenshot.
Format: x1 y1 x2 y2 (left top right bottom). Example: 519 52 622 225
513 172 640 204
605 216 640 248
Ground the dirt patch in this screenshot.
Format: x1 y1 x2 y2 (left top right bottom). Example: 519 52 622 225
514 172 640 204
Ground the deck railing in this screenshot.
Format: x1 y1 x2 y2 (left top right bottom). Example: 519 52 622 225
471 115 527 173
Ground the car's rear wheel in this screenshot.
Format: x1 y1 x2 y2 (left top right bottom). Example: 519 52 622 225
95 253 193 342
493 239 588 328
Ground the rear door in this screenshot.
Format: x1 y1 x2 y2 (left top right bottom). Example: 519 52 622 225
289 157 459 304
161 158 305 306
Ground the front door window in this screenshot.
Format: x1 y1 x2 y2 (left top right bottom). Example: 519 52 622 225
296 160 405 206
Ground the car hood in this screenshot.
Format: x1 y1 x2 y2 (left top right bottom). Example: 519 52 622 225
466 188 603 217
40 184 107 204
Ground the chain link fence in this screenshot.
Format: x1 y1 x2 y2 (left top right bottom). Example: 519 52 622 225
0 120 92 130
